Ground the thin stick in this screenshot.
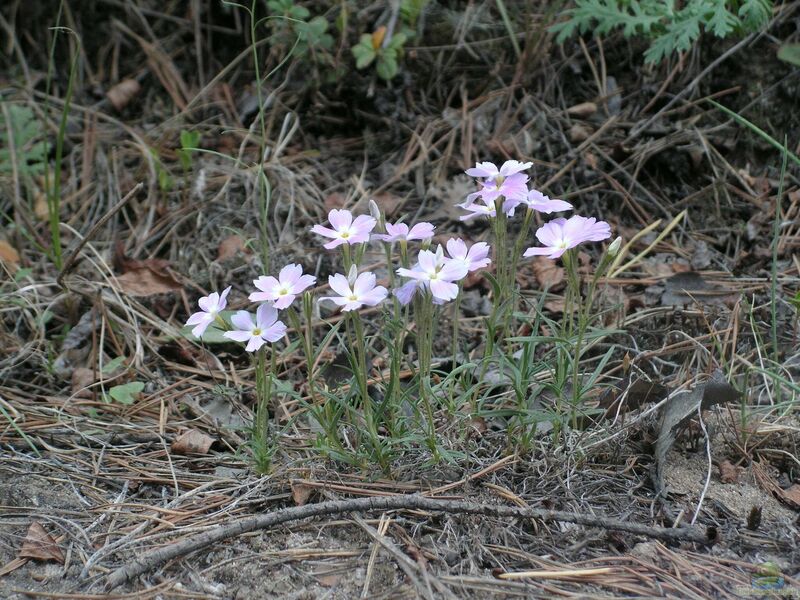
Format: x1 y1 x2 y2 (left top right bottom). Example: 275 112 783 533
105 494 714 590
57 182 143 287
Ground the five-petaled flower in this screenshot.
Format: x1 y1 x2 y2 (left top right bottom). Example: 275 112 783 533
250 264 316 310
186 286 231 338
373 221 435 243
519 189 573 214
311 209 376 249
445 238 491 273
465 160 532 213
523 215 611 259
321 270 388 312
223 304 287 352
397 246 468 303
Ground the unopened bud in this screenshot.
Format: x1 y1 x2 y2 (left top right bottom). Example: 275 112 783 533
368 199 381 221
608 236 622 257
347 264 358 285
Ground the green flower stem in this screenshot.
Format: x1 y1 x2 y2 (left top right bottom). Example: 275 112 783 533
415 294 439 459
254 346 273 467
349 311 386 469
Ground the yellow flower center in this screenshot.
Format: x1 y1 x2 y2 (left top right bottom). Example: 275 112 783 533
341 231 350 239
279 287 289 296
252 328 262 336
348 294 359 301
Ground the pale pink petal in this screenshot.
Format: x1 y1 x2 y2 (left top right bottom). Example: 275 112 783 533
245 336 266 353
323 237 347 249
523 246 553 258
224 330 252 343
353 272 377 296
498 160 532 177
311 225 339 238
429 279 459 301
279 264 303 287
198 292 218 313
407 222 434 240
261 320 287 342
272 295 294 310
256 303 279 328
534 221 564 247
319 295 349 307
294 274 316 293
417 250 437 273
351 215 377 235
347 230 371 245
360 286 388 306
465 161 499 178
328 274 352 297
253 275 279 294
328 209 352 231
218 286 231 309
446 238 467 260
249 291 274 303
397 267 426 281
394 280 419 305
340 301 363 312
439 261 468 282
230 310 254 331
187 313 213 338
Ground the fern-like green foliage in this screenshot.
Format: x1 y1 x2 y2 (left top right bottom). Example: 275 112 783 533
551 0 772 63
0 104 49 178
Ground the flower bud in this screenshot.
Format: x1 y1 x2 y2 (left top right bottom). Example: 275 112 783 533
347 264 358 285
607 236 622 256
368 199 381 222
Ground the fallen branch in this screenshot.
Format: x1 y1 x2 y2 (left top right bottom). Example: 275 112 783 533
105 494 714 590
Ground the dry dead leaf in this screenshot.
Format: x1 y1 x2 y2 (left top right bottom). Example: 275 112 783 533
18 522 63 563
0 239 20 265
291 480 314 506
217 235 249 262
776 484 800 509
718 460 742 484
115 269 181 297
113 242 181 297
569 123 592 143
567 101 597 118
71 368 95 399
171 429 215 455
324 192 347 212
371 192 405 217
106 78 141 111
531 258 564 289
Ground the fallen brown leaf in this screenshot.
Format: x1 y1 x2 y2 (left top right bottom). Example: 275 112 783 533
567 101 597 118
115 269 181 297
0 240 20 265
371 192 405 217
531 258 564 289
18 522 63 563
324 192 347 212
106 78 141 111
291 480 314 506
718 460 742 484
71 368 95 399
171 429 215 455
217 235 249 262
777 484 800 509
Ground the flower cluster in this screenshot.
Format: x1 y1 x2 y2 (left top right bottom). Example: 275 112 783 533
461 159 610 256
186 159 612 353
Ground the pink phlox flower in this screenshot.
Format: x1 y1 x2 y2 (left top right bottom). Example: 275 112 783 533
320 270 388 312
523 216 612 260
249 264 316 310
521 189 573 214
311 209 376 249
185 286 231 338
445 238 491 273
464 160 532 214
373 221 435 243
223 304 287 352
459 197 497 222
397 246 468 303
